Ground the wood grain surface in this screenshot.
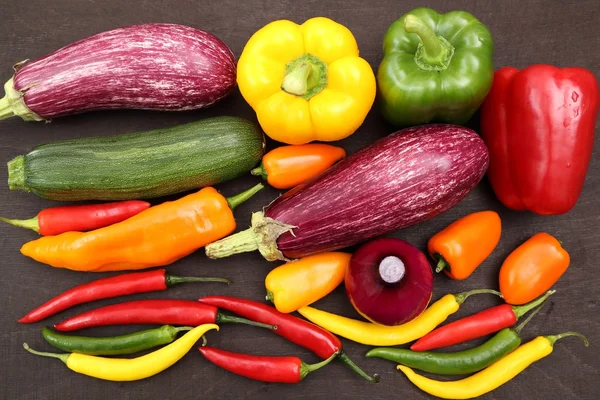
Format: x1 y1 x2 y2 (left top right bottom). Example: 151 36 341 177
0 1 598 399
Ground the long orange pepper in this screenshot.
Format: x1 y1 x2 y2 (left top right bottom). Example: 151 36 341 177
20 184 263 272
251 144 346 189
428 211 501 280
265 252 351 313
499 232 570 305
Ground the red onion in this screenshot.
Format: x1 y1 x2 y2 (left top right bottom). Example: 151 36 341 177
346 238 433 326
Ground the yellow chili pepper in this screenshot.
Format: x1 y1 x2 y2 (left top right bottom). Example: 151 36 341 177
397 332 588 399
237 17 376 144
23 324 218 381
265 252 351 313
297 289 500 346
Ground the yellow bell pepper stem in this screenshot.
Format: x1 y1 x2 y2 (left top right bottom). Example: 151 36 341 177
23 324 219 381
397 332 588 399
297 289 500 346
237 17 376 145
281 54 328 99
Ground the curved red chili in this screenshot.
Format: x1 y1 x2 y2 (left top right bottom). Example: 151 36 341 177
199 346 337 383
411 290 554 351
198 296 379 382
19 269 230 324
53 299 275 332
0 200 150 235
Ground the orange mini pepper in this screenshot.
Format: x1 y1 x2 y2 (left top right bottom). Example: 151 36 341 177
251 143 346 189
19 184 263 272
428 211 501 280
265 252 351 313
499 232 570 305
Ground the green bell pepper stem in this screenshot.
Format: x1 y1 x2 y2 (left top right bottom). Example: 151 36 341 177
404 14 453 69
404 15 442 62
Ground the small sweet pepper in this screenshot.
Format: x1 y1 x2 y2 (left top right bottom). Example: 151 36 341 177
378 7 494 128
237 17 376 145
265 252 351 313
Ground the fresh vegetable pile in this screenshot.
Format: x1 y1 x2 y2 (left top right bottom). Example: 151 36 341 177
1 6 598 399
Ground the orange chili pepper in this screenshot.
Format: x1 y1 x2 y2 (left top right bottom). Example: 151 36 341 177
19 184 263 272
499 232 570 305
265 252 351 313
251 144 346 189
428 211 501 280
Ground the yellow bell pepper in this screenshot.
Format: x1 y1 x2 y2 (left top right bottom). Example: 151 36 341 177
237 17 376 145
265 252 351 313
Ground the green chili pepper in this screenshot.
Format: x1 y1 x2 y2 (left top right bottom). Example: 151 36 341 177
42 325 196 356
365 298 545 375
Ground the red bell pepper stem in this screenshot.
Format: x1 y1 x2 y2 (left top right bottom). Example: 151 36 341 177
19 269 231 324
411 290 555 351
198 296 379 383
0 200 151 235
199 346 337 383
52 299 275 332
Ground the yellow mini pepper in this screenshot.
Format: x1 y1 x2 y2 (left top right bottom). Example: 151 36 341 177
265 252 351 313
237 17 376 145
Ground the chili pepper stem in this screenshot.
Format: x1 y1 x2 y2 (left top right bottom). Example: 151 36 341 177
251 164 268 180
338 351 380 383
512 290 555 320
226 183 264 211
546 332 589 347
215 313 277 330
300 352 337 380
165 274 231 286
514 298 547 335
454 288 503 305
434 254 450 273
23 343 69 363
175 326 194 333
0 215 40 233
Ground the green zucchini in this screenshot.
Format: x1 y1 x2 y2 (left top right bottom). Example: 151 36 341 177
7 116 265 201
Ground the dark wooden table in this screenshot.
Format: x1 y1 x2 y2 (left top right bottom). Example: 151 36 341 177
1 0 598 399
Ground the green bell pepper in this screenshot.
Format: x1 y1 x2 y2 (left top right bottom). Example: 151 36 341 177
378 8 494 128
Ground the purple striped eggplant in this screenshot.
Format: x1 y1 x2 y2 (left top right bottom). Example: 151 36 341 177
0 23 236 122
205 124 489 262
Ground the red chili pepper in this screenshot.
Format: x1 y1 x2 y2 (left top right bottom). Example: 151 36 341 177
53 299 275 332
19 269 231 324
198 296 379 383
480 65 599 215
0 200 150 235
410 290 554 351
199 346 337 383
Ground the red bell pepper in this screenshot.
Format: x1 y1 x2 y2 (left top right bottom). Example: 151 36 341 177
480 65 599 215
